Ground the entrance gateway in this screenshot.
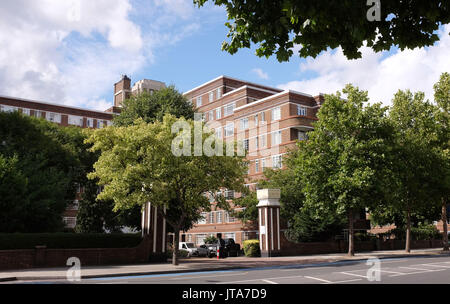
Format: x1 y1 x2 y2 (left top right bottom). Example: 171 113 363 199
141 189 282 258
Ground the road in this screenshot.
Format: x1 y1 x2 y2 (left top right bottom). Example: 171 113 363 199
19 255 450 284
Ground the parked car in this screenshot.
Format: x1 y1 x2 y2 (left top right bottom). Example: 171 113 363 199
179 242 200 257
197 244 208 257
206 238 240 258
224 238 241 257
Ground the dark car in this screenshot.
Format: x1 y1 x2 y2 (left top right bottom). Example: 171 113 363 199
206 238 240 258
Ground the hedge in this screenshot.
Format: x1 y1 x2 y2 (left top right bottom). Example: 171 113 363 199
381 225 442 241
0 233 143 250
243 239 261 257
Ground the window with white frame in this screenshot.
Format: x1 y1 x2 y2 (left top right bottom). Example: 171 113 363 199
261 111 265 122
187 234 193 242
225 123 234 137
272 130 282 146
225 212 236 223
240 117 249 130
260 134 267 147
297 105 307 116
209 91 214 102
272 155 282 169
272 107 281 121
262 158 266 171
216 108 222 119
63 217 77 228
254 114 259 126
224 233 236 240
97 120 102 128
68 115 83 126
243 139 249 151
255 136 259 150
215 127 222 138
48 112 61 123
209 211 214 224
196 234 207 245
34 110 44 118
216 211 223 224
196 96 202 107
223 103 235 116
1 105 17 113
216 87 222 99
224 189 234 199
87 118 93 128
198 212 207 225
255 159 260 173
21 108 30 116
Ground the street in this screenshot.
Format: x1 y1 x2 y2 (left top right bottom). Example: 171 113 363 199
17 255 450 284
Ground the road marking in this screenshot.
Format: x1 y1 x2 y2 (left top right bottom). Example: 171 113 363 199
169 271 248 280
326 278 363 284
378 269 405 275
340 272 369 278
399 266 435 272
303 276 332 283
261 279 278 284
420 263 450 269
217 275 305 284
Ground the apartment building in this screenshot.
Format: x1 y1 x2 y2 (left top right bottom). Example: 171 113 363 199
180 75 324 245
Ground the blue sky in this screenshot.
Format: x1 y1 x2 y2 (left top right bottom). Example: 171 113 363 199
0 0 449 111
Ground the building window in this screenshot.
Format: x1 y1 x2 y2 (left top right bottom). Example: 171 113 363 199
261 111 265 122
297 105 307 116
209 91 214 102
63 217 77 228
225 123 234 137
223 103 235 117
255 159 260 173
224 190 234 199
224 233 236 240
225 212 236 223
68 115 83 127
209 212 214 224
216 108 222 119
47 112 61 123
196 234 207 245
254 114 259 126
87 118 93 128
208 111 214 121
198 212 207 225
240 117 249 130
272 155 282 169
216 211 223 224
298 131 308 141
262 158 266 171
196 96 202 107
243 139 249 151
215 127 222 139
272 130 282 146
21 108 30 116
272 107 281 121
255 137 259 150
216 87 222 99
260 134 267 147
187 234 193 242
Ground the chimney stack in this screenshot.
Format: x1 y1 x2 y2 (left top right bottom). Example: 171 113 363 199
114 75 131 107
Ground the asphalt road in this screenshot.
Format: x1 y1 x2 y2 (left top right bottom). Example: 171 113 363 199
61 255 450 284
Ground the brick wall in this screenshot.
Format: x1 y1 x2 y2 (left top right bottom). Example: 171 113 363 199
0 236 165 270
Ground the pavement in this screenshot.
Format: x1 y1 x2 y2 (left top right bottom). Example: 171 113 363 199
1 248 449 283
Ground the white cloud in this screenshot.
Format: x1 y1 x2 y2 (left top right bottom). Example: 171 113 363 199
252 68 269 80
278 25 450 105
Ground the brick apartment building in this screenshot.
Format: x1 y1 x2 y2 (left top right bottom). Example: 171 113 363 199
179 75 324 245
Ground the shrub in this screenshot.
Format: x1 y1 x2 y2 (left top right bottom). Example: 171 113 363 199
0 233 142 250
243 239 261 257
382 224 442 241
204 235 217 244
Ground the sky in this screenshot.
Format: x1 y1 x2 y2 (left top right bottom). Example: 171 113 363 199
0 0 449 111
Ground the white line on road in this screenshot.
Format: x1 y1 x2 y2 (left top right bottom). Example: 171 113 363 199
169 272 248 280
217 275 305 284
261 279 278 284
340 272 369 278
303 276 332 283
399 266 435 272
325 278 363 284
420 263 450 268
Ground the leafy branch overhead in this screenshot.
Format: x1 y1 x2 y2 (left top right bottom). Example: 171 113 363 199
194 0 450 60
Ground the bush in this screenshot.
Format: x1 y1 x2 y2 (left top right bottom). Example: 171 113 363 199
354 232 378 242
382 224 442 241
166 247 190 258
0 233 142 250
204 235 217 244
243 239 261 257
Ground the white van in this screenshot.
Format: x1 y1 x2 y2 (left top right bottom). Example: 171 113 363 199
179 242 200 257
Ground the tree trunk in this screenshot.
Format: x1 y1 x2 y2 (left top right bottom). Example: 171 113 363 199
405 207 411 253
442 198 449 251
348 210 354 256
173 228 180 266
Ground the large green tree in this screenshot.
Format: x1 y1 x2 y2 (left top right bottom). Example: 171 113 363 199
86 115 247 265
296 85 393 256
113 86 195 127
386 90 444 252
194 0 450 60
0 112 80 232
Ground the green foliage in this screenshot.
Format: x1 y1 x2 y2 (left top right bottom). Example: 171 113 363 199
231 191 258 222
381 225 442 241
113 86 195 127
242 239 261 257
0 112 82 232
194 1 449 60
204 235 217 244
0 233 142 250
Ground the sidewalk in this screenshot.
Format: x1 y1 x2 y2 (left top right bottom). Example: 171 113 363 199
1 248 449 282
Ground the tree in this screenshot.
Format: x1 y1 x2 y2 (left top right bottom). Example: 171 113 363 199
194 0 450 60
86 115 247 265
387 90 443 253
296 85 392 256
432 72 450 251
0 112 80 232
113 86 195 127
